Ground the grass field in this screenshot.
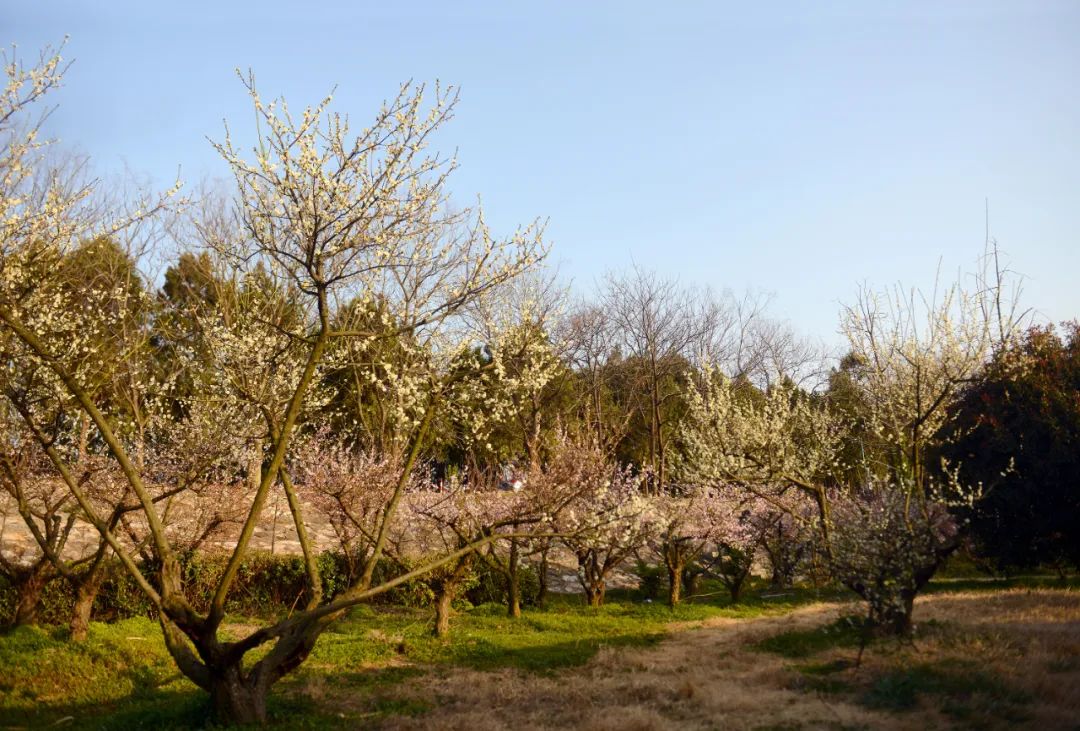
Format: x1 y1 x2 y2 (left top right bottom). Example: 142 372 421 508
1 578 1077 729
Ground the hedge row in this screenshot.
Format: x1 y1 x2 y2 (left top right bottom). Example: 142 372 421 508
0 551 540 627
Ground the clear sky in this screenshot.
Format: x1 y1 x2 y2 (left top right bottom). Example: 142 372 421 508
6 1 1079 344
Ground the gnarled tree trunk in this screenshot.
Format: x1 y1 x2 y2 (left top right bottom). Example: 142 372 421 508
866 591 915 637
433 586 454 638
577 550 608 607
583 581 606 607
682 567 701 599
431 553 475 638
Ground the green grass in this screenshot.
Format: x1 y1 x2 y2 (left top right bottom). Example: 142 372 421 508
305 587 810 675
0 617 203 729
0 586 812 729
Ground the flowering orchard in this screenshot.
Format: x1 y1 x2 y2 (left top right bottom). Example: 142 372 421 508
0 40 1055 727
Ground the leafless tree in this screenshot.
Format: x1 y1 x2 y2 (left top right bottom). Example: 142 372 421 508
601 266 765 489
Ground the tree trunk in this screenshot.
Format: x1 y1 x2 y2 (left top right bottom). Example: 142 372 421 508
865 587 916 636
506 538 521 618
536 543 550 609
683 568 700 599
728 576 745 604
433 586 454 638
667 563 683 607
432 551 476 637
769 562 786 588
70 569 105 641
11 562 52 628
507 571 522 618
584 582 606 607
209 664 268 726
577 550 607 607
648 412 656 489
868 597 914 636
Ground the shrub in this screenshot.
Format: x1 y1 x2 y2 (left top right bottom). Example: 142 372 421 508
465 561 540 607
631 559 665 600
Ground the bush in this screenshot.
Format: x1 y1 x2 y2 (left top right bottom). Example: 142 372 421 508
631 559 665 600
465 561 540 607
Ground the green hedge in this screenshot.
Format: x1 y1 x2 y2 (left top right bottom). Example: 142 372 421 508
1 550 475 628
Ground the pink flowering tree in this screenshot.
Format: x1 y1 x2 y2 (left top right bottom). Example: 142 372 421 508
747 499 817 589
698 492 772 604
295 436 413 594
558 448 654 607
647 488 728 606
410 476 543 633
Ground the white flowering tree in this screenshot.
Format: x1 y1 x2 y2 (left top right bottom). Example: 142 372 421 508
0 314 248 639
0 44 546 723
825 262 1022 632
0 173 219 639
0 412 69 629
680 256 1025 634
463 270 569 467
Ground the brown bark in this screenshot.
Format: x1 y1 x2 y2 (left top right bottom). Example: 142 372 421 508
866 592 915 637
433 587 454 638
583 578 606 607
209 664 268 726
431 553 475 638
577 550 609 607
536 541 551 609
653 376 666 491
686 571 701 597
507 572 522 618
11 561 52 628
727 573 747 604
666 563 683 607
506 537 522 618
70 568 106 641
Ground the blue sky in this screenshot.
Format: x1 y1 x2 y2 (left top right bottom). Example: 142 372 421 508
6 1 1078 344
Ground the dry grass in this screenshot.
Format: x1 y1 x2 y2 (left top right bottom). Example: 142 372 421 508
361 601 891 730
911 589 1080 728
298 589 1080 730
